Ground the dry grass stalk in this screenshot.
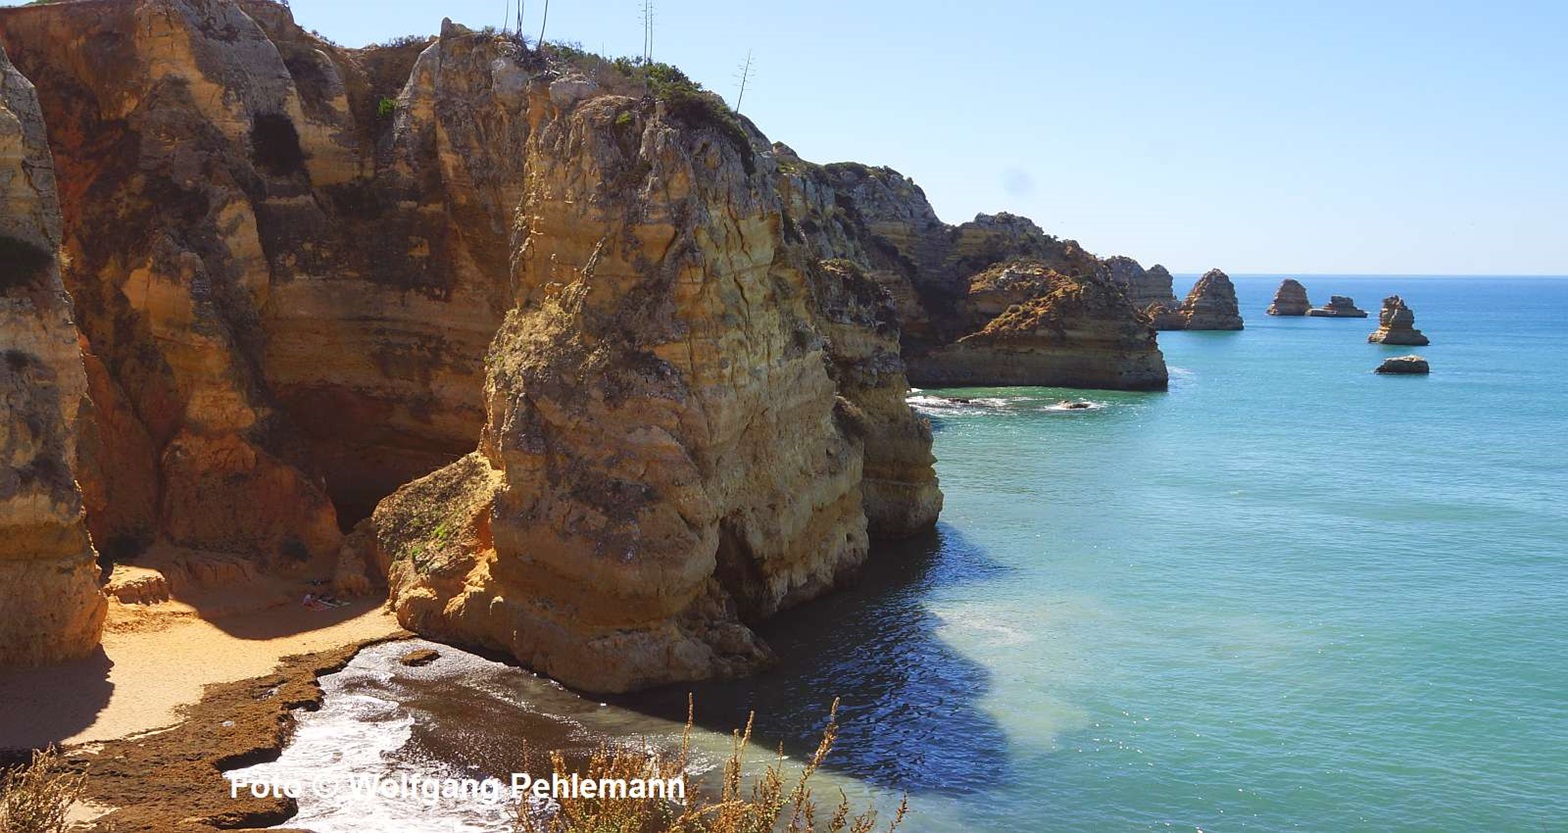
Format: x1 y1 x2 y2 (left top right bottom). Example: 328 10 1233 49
516 697 906 833
0 747 87 833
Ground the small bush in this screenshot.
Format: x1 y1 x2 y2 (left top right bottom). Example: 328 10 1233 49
377 97 398 119
516 699 905 833
0 747 87 833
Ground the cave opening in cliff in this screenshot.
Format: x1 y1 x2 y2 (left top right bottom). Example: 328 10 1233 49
250 112 307 177
0 234 53 292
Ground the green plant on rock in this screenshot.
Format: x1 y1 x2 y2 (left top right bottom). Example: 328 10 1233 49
377 96 398 119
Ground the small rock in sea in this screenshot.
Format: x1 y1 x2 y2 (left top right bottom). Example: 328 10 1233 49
1061 401 1093 410
1368 295 1430 346
1266 279 1311 316
1375 355 1430 375
399 648 441 667
949 397 973 404
1307 295 1369 318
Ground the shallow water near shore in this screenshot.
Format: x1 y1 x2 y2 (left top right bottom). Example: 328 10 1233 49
245 276 1568 832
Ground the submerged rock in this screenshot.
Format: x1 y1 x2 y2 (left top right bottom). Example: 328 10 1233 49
0 42 107 664
1266 279 1311 316
1170 269 1245 330
1368 296 1430 346
1308 295 1369 318
1375 355 1430 375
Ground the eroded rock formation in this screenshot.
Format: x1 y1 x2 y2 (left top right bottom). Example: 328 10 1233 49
1267 279 1311 316
1169 269 1244 330
775 147 1169 389
0 42 106 664
0 0 1193 685
1308 295 1369 318
901 260 1168 390
1104 256 1183 328
1368 295 1429 345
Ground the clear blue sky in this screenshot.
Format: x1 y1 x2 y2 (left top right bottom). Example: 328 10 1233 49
285 0 1566 275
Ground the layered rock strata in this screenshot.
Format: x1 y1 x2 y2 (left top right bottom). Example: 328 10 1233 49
0 0 1188 686
1368 295 1429 345
775 147 1169 388
901 260 1168 390
1169 269 1244 330
1267 279 1311 316
0 43 107 664
1104 255 1184 328
1308 295 1369 318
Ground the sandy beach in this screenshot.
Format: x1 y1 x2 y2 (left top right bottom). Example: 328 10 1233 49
0 596 403 750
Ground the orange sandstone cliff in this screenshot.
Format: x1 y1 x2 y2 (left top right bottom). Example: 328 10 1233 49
0 0 1181 690
0 40 106 664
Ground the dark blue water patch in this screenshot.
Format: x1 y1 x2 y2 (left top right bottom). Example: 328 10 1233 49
613 525 1015 795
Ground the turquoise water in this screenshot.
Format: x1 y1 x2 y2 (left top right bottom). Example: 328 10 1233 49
637 276 1568 831
251 277 1568 832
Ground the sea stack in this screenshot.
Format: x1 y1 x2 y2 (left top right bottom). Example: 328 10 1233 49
1266 279 1311 315
1172 269 1245 330
1368 296 1429 345
1307 295 1369 318
1376 355 1430 375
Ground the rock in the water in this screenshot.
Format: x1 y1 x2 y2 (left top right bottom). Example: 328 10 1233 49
1375 355 1430 374
1368 296 1429 345
1170 269 1245 330
1307 295 1369 318
399 648 440 667
1266 279 1311 316
0 42 107 664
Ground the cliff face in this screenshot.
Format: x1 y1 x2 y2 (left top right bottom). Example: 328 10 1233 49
774 147 1168 390
0 0 509 564
0 42 106 664
1170 269 1245 330
1 0 945 688
351 26 943 693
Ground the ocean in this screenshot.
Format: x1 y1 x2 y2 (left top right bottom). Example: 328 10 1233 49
233 276 1568 832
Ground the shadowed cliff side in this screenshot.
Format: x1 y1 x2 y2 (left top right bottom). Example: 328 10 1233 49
0 41 106 664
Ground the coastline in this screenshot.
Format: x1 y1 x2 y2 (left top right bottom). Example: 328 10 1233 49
0 599 409 832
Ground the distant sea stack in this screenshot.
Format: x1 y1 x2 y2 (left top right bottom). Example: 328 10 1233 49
1376 355 1430 375
1266 279 1311 316
1307 295 1369 318
1169 269 1244 330
1368 296 1429 345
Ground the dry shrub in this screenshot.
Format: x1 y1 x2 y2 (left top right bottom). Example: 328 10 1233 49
0 747 87 833
517 698 905 833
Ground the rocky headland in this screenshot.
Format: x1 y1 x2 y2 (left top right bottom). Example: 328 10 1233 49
1266 278 1311 316
1368 295 1430 345
1308 295 1369 318
0 0 1207 693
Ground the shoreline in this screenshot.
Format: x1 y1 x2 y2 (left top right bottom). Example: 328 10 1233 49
0 596 411 832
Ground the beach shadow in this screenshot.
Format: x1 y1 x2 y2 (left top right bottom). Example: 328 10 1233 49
0 647 114 751
614 523 1014 796
209 596 387 641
